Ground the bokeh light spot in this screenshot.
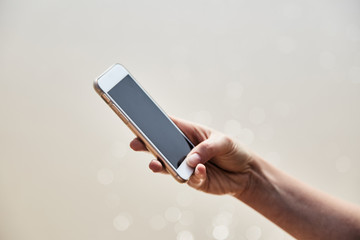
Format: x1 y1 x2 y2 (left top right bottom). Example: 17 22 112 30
177 230 194 240
113 214 132 231
212 211 233 227
246 225 262 240
212 225 229 240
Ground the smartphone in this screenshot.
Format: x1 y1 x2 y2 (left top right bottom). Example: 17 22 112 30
94 63 194 183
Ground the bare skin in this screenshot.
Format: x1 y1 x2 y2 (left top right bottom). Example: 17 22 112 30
130 117 360 239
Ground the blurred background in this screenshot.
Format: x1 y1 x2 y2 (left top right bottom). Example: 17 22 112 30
1 0 359 239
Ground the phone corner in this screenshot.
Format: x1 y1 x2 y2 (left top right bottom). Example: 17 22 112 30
93 78 102 95
174 175 189 184
114 63 124 68
176 161 194 183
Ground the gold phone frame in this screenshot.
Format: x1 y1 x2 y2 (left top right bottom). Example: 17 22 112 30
93 64 194 183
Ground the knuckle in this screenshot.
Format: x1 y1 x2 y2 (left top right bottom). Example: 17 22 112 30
201 141 211 151
221 135 233 146
200 141 213 156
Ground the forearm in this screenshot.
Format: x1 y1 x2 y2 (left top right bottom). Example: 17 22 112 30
236 155 360 239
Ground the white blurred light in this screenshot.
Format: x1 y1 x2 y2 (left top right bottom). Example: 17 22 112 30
246 225 262 240
192 110 213 126
176 191 193 207
212 211 233 226
248 107 266 125
212 225 229 240
179 210 194 226
113 214 132 231
319 51 336 69
165 207 182 222
277 36 296 54
111 141 127 159
237 128 255 145
335 156 352 173
177 230 194 240
97 168 114 185
349 67 360 84
346 25 360 42
150 214 166 231
226 81 243 99
224 119 242 137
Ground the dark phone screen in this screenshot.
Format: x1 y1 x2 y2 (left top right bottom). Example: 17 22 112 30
108 75 193 168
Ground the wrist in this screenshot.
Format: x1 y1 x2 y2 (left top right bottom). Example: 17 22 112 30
233 154 279 204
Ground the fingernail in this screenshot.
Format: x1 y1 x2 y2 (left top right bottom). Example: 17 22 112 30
187 153 201 167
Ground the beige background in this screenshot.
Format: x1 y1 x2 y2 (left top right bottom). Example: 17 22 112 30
1 0 360 239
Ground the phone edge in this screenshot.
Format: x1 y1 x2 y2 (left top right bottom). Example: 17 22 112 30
93 64 193 183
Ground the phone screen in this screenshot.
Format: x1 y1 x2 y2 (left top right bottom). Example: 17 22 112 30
107 75 193 168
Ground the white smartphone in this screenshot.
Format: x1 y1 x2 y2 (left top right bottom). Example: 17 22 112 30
94 63 194 183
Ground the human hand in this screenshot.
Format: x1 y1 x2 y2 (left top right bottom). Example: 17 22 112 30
130 117 254 197
132 117 360 240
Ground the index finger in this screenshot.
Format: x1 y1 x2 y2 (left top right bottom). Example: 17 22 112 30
170 116 210 145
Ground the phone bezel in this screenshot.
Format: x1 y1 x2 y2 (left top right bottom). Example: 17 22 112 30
94 63 194 183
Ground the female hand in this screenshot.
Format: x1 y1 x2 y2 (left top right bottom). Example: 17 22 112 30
131 117 360 239
130 117 254 197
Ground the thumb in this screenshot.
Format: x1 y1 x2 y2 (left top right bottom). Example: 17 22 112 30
186 134 230 168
